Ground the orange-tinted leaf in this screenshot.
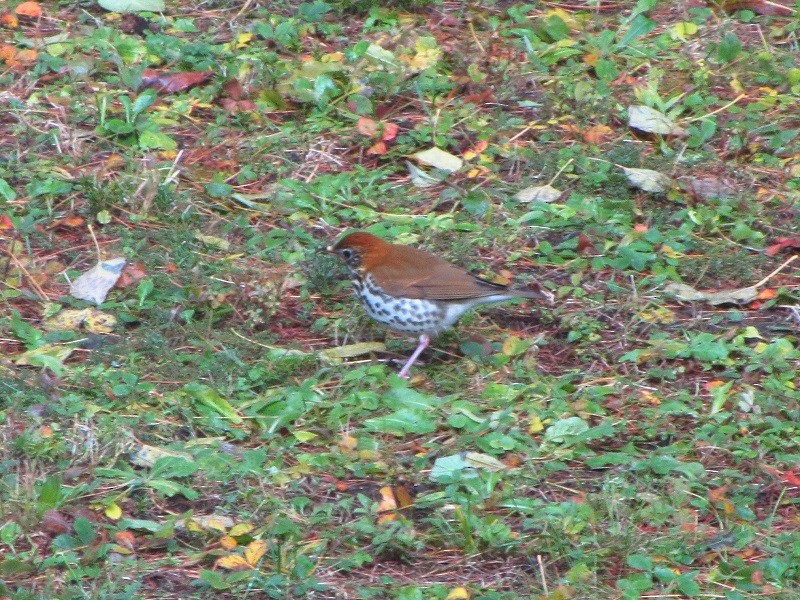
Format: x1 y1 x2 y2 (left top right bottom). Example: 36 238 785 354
393 485 414 509
705 380 726 391
220 535 238 550
381 122 399 141
366 141 387 155
114 530 136 550
377 486 398 524
764 236 800 256
1 12 19 28
16 48 37 64
583 53 598 66
15 2 42 17
756 288 777 300
709 486 734 514
583 124 614 145
356 116 379 137
0 214 14 230
0 44 17 63
576 233 595 254
784 471 800 486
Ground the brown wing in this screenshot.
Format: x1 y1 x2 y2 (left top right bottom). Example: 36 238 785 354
370 245 519 300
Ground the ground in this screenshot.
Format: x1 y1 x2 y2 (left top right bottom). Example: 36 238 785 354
1 1 799 599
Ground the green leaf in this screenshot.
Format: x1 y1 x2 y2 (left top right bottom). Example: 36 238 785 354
363 410 436 435
627 554 653 571
139 130 177 150
38 476 62 511
0 178 16 202
717 33 741 63
184 383 244 424
73 517 96 545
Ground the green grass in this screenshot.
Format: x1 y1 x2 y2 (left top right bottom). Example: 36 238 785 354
1 0 799 598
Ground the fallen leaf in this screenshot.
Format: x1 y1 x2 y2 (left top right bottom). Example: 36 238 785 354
356 116 379 137
215 555 253 571
719 0 795 17
98 0 166 12
514 184 562 203
621 167 674 193
141 69 213 93
1 12 19 28
43 308 117 334
70 257 126 305
382 122 399 141
764 237 800 256
686 176 736 200
406 160 443 188
15 2 42 17
628 105 686 136
413 147 463 172
366 141 388 155
377 486 398 524
583 124 614 144
664 282 759 305
244 540 267 566
320 342 386 361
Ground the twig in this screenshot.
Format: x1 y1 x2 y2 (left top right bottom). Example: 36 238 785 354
754 254 797 289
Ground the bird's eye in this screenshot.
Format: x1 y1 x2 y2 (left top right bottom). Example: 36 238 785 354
341 248 354 259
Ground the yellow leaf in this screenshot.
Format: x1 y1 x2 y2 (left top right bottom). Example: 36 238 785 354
377 486 398 524
229 523 255 537
105 502 122 520
446 587 471 600
216 555 253 571
220 535 238 550
244 539 267 566
236 32 253 48
529 417 544 434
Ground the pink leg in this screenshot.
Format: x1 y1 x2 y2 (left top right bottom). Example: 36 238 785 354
397 334 430 379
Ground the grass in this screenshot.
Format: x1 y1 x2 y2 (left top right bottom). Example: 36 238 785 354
1 0 799 598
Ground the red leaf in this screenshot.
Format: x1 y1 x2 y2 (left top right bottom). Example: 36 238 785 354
764 237 800 256
381 122 399 142
366 141 387 155
141 69 213 93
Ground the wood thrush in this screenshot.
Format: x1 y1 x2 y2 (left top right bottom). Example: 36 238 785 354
329 231 545 379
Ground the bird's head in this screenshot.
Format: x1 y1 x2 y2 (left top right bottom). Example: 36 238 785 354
327 232 390 270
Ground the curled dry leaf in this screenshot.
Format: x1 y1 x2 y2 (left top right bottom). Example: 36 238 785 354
412 147 463 172
764 237 800 256
514 184 562 203
628 105 686 136
621 167 675 193
664 282 759 305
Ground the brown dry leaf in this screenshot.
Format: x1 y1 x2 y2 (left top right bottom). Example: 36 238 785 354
764 237 800 256
583 124 614 144
15 1 43 17
718 0 795 16
116 262 147 288
222 78 243 100
141 69 213 93
42 510 71 534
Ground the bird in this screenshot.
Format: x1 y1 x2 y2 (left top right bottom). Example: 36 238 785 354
328 231 546 379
